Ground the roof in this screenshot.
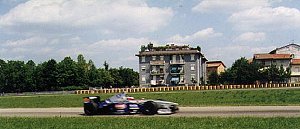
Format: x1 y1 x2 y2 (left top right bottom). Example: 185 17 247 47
270 43 300 54
136 50 201 56
253 54 292 60
206 61 226 68
291 59 300 65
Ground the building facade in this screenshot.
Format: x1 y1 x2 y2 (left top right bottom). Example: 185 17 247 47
268 43 300 83
253 54 292 70
270 43 300 58
136 43 207 87
206 61 226 75
291 59 300 83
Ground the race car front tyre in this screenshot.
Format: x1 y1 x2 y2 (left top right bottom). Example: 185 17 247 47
141 101 158 115
170 105 179 113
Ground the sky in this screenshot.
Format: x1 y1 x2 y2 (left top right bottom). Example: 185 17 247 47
1 0 300 70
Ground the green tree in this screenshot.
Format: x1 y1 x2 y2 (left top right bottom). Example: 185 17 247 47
208 71 219 85
118 67 139 87
109 68 123 88
220 57 261 85
87 60 101 87
98 68 113 88
103 61 109 71
57 57 78 87
4 61 26 92
24 60 36 92
267 64 280 83
0 59 6 92
76 54 88 86
36 59 58 91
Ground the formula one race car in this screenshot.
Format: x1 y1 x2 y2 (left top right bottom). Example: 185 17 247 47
83 92 179 115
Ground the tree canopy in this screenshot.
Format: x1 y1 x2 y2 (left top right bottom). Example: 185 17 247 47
208 57 291 85
0 54 139 93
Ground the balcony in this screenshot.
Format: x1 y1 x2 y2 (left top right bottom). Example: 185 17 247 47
170 67 184 75
150 61 165 66
170 60 185 65
150 70 165 75
150 80 165 86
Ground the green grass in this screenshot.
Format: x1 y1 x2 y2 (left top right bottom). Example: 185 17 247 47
0 117 299 129
1 88 300 108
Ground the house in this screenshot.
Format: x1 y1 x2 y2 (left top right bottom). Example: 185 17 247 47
291 59 300 83
270 43 300 58
206 61 226 75
136 43 207 87
253 53 292 70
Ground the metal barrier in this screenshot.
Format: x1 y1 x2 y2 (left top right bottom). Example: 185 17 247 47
75 83 300 94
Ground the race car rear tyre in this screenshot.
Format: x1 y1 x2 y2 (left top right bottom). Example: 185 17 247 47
141 101 158 115
84 97 100 115
84 102 98 115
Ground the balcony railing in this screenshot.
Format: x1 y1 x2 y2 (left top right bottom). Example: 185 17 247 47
170 69 184 75
150 61 165 65
150 70 165 75
170 60 185 65
150 80 165 86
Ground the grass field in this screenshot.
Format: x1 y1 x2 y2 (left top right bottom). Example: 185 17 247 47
0 88 300 108
0 117 299 129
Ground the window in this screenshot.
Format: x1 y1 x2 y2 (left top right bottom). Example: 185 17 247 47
160 56 164 61
141 75 146 82
141 66 146 71
141 56 145 62
191 74 196 80
191 54 195 61
296 67 300 72
152 56 156 60
191 64 195 71
172 55 176 61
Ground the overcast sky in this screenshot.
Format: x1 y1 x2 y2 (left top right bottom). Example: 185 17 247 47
1 0 300 70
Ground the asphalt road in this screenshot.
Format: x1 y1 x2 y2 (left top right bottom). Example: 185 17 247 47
1 106 300 117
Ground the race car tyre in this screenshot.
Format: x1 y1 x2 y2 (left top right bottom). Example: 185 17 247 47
84 96 100 115
170 105 179 113
141 101 158 115
84 103 98 115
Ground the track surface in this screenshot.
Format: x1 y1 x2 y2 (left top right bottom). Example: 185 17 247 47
1 106 300 117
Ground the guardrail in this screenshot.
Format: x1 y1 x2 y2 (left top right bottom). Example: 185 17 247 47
75 83 300 94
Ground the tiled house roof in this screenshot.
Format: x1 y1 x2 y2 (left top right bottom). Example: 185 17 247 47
254 54 292 60
206 61 226 68
291 59 300 65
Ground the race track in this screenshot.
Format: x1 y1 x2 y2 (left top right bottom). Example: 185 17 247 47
1 106 300 117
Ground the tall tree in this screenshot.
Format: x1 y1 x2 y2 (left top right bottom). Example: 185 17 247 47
103 61 109 71
36 59 59 91
77 54 88 86
57 57 78 87
109 68 123 88
24 60 36 92
87 60 101 87
0 59 6 92
4 61 26 92
98 68 113 88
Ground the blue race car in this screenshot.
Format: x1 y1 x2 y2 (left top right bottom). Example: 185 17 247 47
83 92 179 115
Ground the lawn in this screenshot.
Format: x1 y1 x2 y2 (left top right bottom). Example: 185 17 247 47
0 88 300 108
0 117 299 129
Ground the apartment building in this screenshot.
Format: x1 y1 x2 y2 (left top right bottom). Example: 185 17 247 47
136 43 207 87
